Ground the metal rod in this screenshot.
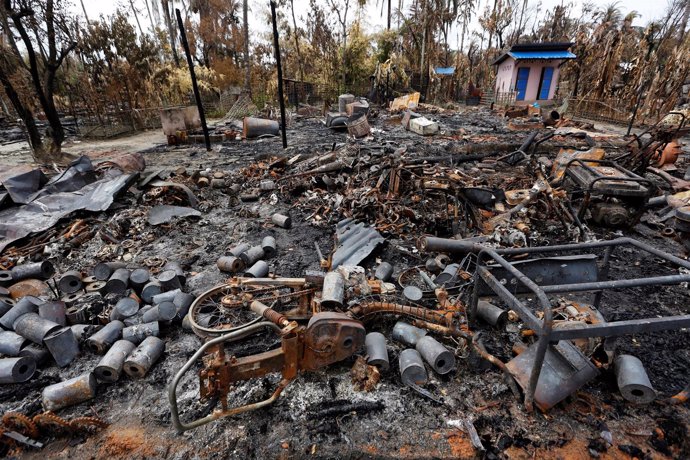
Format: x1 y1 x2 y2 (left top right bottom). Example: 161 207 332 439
175 8 211 152
270 1 288 149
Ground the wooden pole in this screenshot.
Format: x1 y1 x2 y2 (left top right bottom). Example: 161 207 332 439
175 8 211 152
270 1 288 149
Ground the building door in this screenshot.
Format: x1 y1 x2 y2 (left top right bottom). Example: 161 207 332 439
538 67 554 100
515 67 530 101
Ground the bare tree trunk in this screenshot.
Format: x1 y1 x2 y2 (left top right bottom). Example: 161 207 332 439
0 63 45 158
243 0 251 94
387 0 391 29
680 0 690 42
144 0 157 34
80 0 89 24
162 0 180 66
289 0 304 82
130 0 145 36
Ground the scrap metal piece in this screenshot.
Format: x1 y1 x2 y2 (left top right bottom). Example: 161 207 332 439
86 320 124 354
271 213 292 229
10 261 55 282
38 301 67 326
42 373 97 411
57 270 82 294
261 236 277 258
129 268 151 292
476 300 508 327
173 292 195 321
240 246 265 267
142 302 176 322
2 412 39 439
141 281 162 304
217 256 244 273
123 321 160 344
614 355 656 404
374 262 394 282
416 336 455 375
392 322 427 347
105 268 130 295
365 332 389 371
0 296 41 329
148 205 201 226
331 219 385 269
2 429 43 449
0 356 36 383
0 331 28 356
44 327 80 367
13 313 61 344
158 270 182 291
111 297 139 321
321 271 345 308
149 180 199 208
505 340 599 411
93 262 127 281
399 349 427 385
18 344 50 365
123 336 165 378
163 261 186 287
403 286 423 303
244 261 269 278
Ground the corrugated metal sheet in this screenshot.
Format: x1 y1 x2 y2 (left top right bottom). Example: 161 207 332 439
331 218 384 269
509 50 576 60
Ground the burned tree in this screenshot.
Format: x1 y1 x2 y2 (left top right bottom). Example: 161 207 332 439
0 0 76 161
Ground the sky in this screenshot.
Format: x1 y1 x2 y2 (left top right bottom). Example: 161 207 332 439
77 0 670 52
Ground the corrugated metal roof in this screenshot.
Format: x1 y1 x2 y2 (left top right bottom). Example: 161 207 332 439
433 67 455 75
509 50 576 60
331 218 384 269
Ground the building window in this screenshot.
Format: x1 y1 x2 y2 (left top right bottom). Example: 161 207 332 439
538 67 554 100
515 67 530 101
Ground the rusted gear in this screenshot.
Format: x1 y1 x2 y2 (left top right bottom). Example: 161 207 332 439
32 412 72 436
70 417 109 434
2 412 39 439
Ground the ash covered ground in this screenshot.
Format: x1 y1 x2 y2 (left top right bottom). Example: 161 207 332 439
1 106 689 459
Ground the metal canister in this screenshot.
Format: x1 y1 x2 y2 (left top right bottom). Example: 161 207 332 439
42 373 97 411
217 256 244 273
18 344 50 365
123 336 165 378
321 271 345 309
13 313 61 344
11 261 54 281
70 324 96 343
260 180 276 191
38 301 66 326
110 297 139 321
162 261 186 287
129 268 150 293
141 281 162 304
242 117 280 138
86 320 124 354
158 270 181 291
403 286 423 303
173 292 195 321
122 321 159 344
374 262 394 282
106 268 130 294
0 297 14 317
151 289 180 305
392 321 427 347
476 300 508 327
58 270 83 294
142 302 176 323
240 246 265 267
43 327 80 367
229 243 251 258
0 331 29 357
271 213 292 229
261 236 277 258
244 261 269 278
399 349 427 386
435 263 460 285
93 261 127 281
0 296 42 329
0 357 36 383
0 271 12 287
94 339 136 382
365 332 389 370
416 336 455 375
614 355 656 404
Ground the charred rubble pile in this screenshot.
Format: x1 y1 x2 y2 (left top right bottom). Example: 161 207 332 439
0 103 689 458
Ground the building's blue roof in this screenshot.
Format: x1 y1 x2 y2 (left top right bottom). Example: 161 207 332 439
434 67 455 75
509 50 577 60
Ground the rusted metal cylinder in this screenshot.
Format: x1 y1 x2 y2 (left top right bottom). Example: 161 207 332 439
42 373 97 411
0 296 41 329
122 321 159 345
18 344 50 365
111 297 140 321
70 324 96 343
425 259 443 274
174 292 195 321
0 297 14 317
13 313 61 344
152 289 180 305
260 180 276 191
58 270 83 294
250 300 287 326
435 263 460 285
321 271 345 309
44 326 80 367
374 262 394 282
261 236 277 258
365 332 389 370
243 117 280 138
65 302 88 324
0 331 29 356
476 300 508 327
0 357 36 383
86 320 124 354
106 268 130 295
85 281 107 295
94 339 136 382
39 301 66 326
163 261 186 287
217 256 244 273
244 260 269 278
615 355 656 404
0 271 12 287
416 336 455 375
392 322 427 347
93 262 127 281
10 261 54 281
399 349 427 386
240 246 265 267
158 270 181 291
229 243 251 258
141 281 162 304
123 336 165 378
271 213 292 229
417 237 485 255
129 268 150 293
142 301 176 323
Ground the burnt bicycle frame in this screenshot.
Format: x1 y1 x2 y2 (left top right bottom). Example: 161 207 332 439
468 237 690 411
